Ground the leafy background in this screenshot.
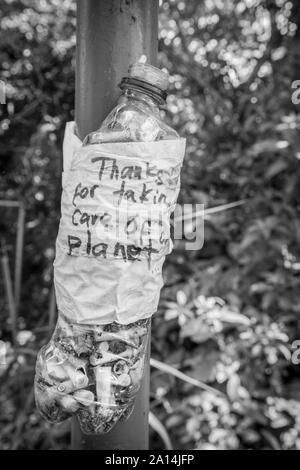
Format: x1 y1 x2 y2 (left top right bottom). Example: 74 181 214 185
1 0 300 450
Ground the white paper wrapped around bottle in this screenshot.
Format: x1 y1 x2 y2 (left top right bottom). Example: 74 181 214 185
54 122 186 324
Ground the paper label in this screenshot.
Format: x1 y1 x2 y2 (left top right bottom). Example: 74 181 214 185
54 122 185 324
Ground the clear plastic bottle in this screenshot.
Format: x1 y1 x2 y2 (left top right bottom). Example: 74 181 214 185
35 63 180 434
84 62 179 145
35 314 150 433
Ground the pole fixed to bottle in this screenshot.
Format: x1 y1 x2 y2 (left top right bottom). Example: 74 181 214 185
72 0 159 450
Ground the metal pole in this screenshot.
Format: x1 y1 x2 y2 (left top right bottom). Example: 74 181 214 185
71 346 150 450
75 0 158 140
72 0 159 450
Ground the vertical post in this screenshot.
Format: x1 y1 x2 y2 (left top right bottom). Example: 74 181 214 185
1 241 17 345
14 203 25 317
72 0 159 450
75 0 158 140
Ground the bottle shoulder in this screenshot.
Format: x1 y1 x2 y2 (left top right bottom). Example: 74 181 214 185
85 100 179 144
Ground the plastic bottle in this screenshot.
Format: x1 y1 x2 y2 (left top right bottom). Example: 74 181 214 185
35 63 180 434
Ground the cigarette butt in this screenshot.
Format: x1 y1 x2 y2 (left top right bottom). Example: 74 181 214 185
49 379 76 395
65 354 87 370
73 389 95 406
95 366 115 405
117 373 131 387
95 332 138 348
90 351 130 366
46 360 69 382
62 361 88 388
97 341 109 353
113 360 129 375
58 395 80 413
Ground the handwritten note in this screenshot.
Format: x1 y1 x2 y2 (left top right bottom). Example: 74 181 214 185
54 122 185 324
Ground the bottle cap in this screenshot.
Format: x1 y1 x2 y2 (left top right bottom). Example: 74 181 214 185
129 63 169 91
119 62 169 104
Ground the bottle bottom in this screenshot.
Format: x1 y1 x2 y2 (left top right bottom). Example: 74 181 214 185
34 316 150 434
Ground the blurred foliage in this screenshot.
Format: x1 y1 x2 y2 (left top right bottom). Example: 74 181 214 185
1 0 300 450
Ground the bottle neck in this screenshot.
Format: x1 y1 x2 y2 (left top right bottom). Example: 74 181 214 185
120 86 163 115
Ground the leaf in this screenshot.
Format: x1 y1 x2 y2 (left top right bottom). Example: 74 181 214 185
150 358 224 396
180 317 214 343
248 140 279 156
226 373 250 401
261 430 281 450
149 411 173 450
265 159 288 179
176 290 187 306
184 347 220 383
227 374 241 401
208 309 251 327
